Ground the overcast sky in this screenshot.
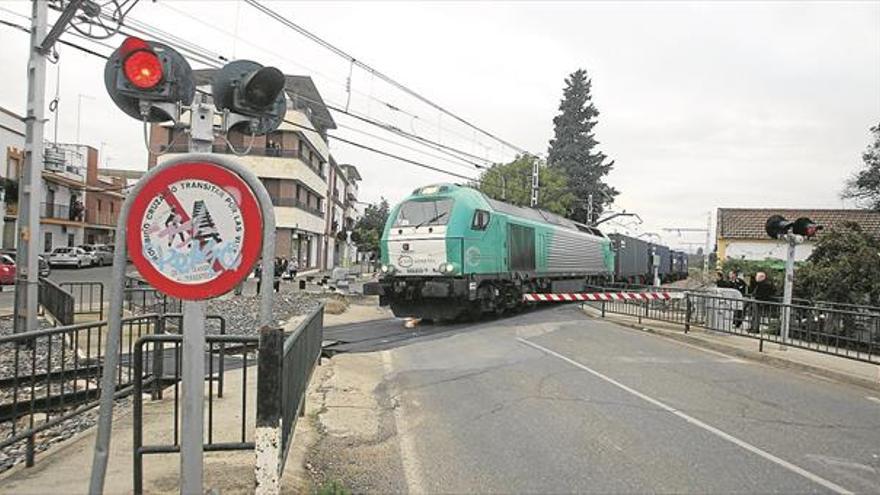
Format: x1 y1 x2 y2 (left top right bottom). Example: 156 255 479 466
1 1 878 250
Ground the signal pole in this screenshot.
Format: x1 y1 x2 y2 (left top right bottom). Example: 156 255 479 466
780 234 797 346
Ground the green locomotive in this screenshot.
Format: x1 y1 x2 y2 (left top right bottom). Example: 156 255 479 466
364 183 615 320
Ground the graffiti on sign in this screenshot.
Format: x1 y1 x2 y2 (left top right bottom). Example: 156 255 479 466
128 162 263 300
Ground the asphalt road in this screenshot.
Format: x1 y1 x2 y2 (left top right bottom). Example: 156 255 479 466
328 305 880 493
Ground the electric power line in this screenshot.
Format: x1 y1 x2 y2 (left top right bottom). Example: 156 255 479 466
0 17 484 185
243 0 530 155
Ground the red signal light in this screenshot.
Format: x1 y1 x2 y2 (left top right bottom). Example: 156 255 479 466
120 37 163 90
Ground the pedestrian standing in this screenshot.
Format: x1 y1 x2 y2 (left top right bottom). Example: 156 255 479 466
750 272 775 331
273 257 283 293
729 271 747 328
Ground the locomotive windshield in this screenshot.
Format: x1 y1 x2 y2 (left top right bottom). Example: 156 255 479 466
393 198 454 228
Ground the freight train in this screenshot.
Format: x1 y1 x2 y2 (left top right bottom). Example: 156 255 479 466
364 184 687 320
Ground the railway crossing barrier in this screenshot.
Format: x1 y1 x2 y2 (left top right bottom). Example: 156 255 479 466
523 291 682 303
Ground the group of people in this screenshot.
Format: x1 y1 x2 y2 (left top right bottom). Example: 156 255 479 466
715 270 776 302
716 270 778 331
237 257 300 295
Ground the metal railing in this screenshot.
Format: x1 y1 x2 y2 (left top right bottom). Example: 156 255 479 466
60 281 104 320
124 286 182 315
132 333 259 495
590 289 880 365
0 314 160 468
256 305 324 482
41 202 83 222
38 278 75 326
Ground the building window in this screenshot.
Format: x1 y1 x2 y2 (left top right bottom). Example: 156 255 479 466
97 199 102 212
67 234 75 247
43 232 52 252
110 202 114 214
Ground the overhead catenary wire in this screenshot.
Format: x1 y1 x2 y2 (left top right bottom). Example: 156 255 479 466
242 0 530 156
88 5 499 172
0 16 485 185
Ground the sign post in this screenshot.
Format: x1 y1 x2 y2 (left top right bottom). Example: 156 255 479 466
89 153 276 494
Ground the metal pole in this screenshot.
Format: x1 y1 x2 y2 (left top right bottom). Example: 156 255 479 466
13 0 48 335
179 98 213 495
704 211 711 280
780 234 796 346
587 193 593 226
180 300 206 494
529 157 539 207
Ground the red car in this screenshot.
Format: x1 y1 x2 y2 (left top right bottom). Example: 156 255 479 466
0 254 15 285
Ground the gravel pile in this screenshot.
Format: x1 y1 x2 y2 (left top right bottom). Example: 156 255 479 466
0 317 76 382
208 285 322 335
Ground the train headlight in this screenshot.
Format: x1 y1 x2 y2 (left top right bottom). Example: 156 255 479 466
380 264 395 274
439 262 456 274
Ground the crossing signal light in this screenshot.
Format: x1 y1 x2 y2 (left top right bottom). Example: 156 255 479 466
766 215 823 239
792 217 822 238
211 60 287 135
765 215 792 239
104 37 195 122
120 37 163 89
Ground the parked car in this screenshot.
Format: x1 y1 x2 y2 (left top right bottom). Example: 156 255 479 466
80 244 113 266
0 250 50 277
48 246 92 268
38 255 50 277
0 254 15 285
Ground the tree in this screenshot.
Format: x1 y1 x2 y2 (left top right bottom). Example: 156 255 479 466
795 222 880 306
351 198 390 255
548 69 618 224
473 154 575 216
842 122 880 209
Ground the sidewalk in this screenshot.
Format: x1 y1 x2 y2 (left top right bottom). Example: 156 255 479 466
582 305 880 392
0 300 386 494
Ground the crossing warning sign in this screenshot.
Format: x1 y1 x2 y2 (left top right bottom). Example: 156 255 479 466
127 161 263 300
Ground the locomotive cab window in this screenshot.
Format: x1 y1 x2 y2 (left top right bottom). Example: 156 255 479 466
392 198 454 228
472 210 490 230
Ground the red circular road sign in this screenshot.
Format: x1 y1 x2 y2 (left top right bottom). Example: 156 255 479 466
127 161 263 300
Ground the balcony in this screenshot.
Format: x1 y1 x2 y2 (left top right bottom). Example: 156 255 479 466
85 209 116 227
42 203 84 222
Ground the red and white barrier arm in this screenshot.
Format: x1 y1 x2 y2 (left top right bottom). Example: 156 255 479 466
522 292 684 303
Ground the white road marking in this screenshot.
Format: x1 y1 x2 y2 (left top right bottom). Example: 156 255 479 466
516 337 853 495
866 396 880 405
381 350 425 494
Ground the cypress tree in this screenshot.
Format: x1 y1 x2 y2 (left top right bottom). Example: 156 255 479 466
548 69 617 224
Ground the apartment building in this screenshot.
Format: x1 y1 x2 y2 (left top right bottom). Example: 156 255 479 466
323 159 362 268
0 129 122 252
149 74 363 271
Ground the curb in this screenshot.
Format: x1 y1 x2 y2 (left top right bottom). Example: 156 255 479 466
582 307 880 393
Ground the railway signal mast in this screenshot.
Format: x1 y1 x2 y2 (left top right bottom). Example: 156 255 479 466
92 35 287 495
765 215 822 346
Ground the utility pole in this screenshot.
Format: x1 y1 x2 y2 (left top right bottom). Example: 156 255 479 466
14 1 49 334
704 211 712 279
14 0 85 334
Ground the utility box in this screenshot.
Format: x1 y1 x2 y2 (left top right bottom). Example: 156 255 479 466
707 288 743 330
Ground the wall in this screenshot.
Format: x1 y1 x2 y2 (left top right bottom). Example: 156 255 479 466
41 223 84 253
720 238 815 262
0 108 25 180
